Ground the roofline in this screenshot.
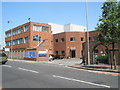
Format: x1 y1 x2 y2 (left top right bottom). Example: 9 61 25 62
5 21 50 33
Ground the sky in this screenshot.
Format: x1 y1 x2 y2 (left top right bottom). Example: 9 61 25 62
0 2 103 49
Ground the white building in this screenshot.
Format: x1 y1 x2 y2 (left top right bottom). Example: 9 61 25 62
48 23 64 34
48 23 87 34
64 24 86 32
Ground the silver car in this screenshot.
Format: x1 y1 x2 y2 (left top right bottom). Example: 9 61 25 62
0 53 8 64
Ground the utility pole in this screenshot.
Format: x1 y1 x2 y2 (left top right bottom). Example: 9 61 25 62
85 0 90 65
8 20 13 59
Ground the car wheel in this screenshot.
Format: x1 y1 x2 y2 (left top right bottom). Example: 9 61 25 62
2 62 6 64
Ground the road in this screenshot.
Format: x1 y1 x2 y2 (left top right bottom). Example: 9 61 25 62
1 60 119 88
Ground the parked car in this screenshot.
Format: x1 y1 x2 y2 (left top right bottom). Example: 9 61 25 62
49 54 55 61
0 53 8 64
54 55 64 59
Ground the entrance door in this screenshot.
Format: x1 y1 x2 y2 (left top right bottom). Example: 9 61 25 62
71 50 76 58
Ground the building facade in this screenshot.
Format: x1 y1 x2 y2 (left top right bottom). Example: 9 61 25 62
5 22 54 54
53 32 86 58
83 30 120 65
5 22 119 64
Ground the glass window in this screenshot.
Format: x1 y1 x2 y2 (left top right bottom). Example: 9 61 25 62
70 37 75 41
81 37 84 41
18 38 23 44
55 51 58 55
33 25 42 32
61 51 65 55
12 40 15 45
24 25 29 32
89 37 92 41
61 38 65 42
33 35 40 41
5 41 9 46
17 28 23 34
24 37 29 43
42 26 49 32
12 30 16 35
10 40 12 46
55 39 58 43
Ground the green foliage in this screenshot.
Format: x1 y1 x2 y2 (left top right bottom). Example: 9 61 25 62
96 54 108 63
96 0 120 45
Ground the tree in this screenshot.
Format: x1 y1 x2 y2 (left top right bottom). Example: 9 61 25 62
96 0 120 69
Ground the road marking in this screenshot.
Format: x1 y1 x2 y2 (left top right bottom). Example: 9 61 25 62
2 65 12 68
52 75 111 88
18 67 39 73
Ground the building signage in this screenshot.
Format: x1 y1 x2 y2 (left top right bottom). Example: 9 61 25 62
38 50 47 57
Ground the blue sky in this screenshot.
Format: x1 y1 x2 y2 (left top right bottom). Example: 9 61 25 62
0 2 103 49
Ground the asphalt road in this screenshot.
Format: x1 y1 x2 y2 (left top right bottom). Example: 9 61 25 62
1 60 119 88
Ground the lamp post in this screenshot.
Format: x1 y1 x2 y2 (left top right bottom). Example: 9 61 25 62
85 0 90 65
28 18 31 22
8 20 13 59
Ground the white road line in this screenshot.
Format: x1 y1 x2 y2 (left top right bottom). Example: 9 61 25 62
2 65 12 68
18 67 39 73
52 75 111 88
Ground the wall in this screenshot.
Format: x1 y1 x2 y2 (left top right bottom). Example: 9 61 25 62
4 51 25 60
53 32 86 58
64 24 86 32
48 23 64 34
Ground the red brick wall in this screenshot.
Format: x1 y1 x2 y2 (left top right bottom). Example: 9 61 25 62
53 32 86 58
5 22 54 54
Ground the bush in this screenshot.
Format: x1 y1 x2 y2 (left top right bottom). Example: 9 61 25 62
96 54 108 64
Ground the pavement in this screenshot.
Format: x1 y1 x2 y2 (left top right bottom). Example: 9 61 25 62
8 58 120 76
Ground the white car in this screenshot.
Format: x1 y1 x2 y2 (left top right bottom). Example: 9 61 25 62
0 53 8 64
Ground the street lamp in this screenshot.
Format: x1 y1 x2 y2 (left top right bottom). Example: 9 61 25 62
8 20 13 59
28 18 31 22
85 0 90 65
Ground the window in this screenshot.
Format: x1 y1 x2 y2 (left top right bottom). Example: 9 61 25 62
70 37 75 41
5 32 12 37
24 25 29 32
42 26 49 32
12 40 16 45
5 41 10 46
33 25 42 32
33 35 40 41
55 51 58 55
17 28 23 34
61 51 65 55
24 37 29 43
55 39 58 43
18 38 23 44
61 38 65 42
81 37 84 41
89 37 92 41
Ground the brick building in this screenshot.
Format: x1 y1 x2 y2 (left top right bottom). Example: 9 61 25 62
5 22 54 60
53 32 86 58
83 30 120 65
5 22 119 63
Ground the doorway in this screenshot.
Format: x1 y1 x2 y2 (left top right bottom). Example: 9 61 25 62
71 50 76 58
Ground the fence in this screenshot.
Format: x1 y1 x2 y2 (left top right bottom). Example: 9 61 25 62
3 51 25 60
3 51 37 60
